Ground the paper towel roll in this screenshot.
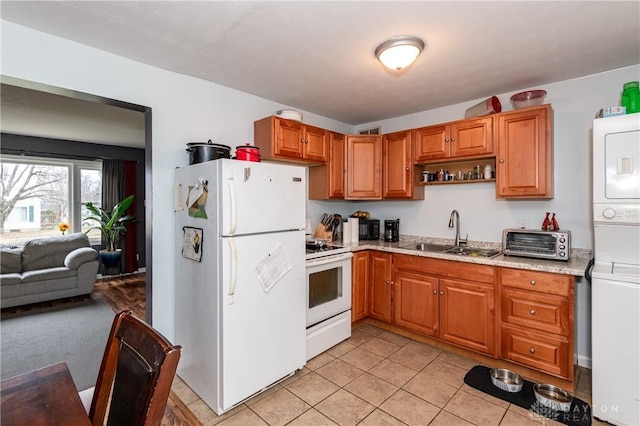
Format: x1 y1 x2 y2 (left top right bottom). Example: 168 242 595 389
349 218 359 243
342 221 351 244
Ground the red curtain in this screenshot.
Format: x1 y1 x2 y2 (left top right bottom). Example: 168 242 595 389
123 161 138 273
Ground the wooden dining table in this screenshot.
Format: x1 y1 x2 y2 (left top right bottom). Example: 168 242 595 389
0 362 90 425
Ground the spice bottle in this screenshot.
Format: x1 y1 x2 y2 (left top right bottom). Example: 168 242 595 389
484 164 492 179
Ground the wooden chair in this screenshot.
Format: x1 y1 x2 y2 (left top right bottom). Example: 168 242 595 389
87 310 182 426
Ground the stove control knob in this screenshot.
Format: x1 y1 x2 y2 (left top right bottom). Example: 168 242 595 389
602 208 617 219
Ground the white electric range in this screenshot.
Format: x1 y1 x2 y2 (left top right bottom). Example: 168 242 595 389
304 240 352 360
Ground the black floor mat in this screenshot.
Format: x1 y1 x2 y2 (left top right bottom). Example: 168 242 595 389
464 365 591 426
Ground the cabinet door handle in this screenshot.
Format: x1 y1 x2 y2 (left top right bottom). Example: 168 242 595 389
439 290 444 295
450 137 455 142
385 280 390 284
529 348 536 354
433 290 438 294
530 309 536 315
444 138 449 142
377 169 381 173
405 167 410 171
530 280 536 285
499 159 505 163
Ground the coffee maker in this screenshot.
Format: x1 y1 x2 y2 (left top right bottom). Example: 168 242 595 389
384 219 400 242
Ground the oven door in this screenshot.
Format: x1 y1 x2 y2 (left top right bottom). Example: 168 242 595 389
305 251 352 327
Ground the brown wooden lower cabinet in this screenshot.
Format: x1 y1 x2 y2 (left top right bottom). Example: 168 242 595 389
499 267 574 381
369 251 393 323
501 288 570 335
392 254 496 357
440 278 495 355
350 251 575 380
351 251 369 322
500 324 570 379
393 268 438 336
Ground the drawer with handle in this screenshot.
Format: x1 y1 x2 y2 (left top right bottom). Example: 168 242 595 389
500 325 570 378
501 268 571 297
501 288 570 335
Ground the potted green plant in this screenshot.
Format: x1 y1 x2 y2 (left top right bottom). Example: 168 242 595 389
85 194 136 267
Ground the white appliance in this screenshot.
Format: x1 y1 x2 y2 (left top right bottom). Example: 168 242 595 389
591 113 640 426
305 243 352 360
174 159 306 415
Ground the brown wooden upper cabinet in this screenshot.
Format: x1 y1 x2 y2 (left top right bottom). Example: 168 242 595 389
308 132 345 199
496 105 553 199
383 131 424 200
254 116 327 164
414 116 493 163
312 131 423 200
346 135 382 200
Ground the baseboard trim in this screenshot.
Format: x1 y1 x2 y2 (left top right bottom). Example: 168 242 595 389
576 354 592 369
97 268 146 280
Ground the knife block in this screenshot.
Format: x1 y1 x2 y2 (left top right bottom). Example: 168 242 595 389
312 224 332 242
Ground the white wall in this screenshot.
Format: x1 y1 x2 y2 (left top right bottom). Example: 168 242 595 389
4 19 637 364
307 65 640 365
1 21 352 341
309 65 640 250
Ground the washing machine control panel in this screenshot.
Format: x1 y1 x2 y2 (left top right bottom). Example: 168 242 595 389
594 204 640 224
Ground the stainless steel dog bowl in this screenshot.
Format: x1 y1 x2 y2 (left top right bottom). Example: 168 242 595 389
490 368 524 393
533 383 573 412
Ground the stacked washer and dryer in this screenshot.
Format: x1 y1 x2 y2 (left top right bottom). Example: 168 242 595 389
591 113 640 426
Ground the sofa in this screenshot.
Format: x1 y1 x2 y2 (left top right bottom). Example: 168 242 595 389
1 233 99 309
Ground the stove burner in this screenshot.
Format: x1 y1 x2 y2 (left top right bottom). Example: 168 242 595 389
305 241 351 260
306 239 328 249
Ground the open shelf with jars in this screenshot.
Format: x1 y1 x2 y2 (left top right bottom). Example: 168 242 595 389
418 158 496 185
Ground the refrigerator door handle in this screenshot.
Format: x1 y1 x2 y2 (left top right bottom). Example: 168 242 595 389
228 177 237 235
228 237 238 304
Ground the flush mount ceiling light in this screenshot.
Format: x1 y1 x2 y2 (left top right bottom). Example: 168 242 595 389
375 35 425 71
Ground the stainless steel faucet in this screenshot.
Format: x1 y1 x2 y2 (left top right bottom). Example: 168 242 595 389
448 210 468 247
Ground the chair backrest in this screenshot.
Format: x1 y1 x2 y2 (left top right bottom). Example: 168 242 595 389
89 310 182 426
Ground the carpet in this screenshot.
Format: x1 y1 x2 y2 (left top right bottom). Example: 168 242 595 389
1 298 115 391
464 365 591 426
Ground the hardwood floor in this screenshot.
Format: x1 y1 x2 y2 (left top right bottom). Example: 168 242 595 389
93 273 201 426
93 273 146 320
0 274 199 425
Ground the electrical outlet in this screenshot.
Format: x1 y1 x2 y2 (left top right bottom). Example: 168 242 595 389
517 220 528 229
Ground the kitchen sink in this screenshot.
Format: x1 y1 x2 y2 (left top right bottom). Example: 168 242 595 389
399 243 455 252
444 246 501 258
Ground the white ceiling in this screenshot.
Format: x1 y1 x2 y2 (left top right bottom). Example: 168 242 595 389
1 1 639 147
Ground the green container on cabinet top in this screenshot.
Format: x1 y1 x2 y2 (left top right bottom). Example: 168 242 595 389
621 81 640 114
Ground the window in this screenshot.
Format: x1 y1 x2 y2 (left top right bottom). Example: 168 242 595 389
80 168 102 244
0 155 102 245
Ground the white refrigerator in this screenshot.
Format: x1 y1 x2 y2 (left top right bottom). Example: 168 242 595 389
174 159 306 415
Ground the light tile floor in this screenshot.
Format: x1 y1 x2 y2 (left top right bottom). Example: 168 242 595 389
173 324 602 426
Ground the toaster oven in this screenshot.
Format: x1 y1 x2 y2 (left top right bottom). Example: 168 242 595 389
502 229 571 261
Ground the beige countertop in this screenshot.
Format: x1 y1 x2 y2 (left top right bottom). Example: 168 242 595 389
338 235 591 277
